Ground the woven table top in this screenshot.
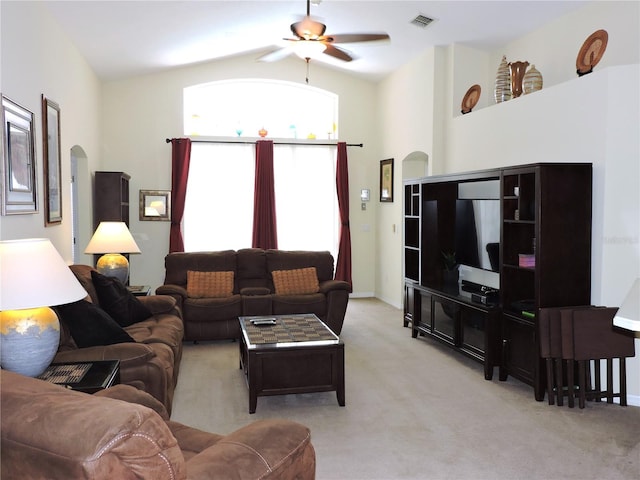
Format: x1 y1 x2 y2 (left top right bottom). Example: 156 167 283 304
240 314 338 347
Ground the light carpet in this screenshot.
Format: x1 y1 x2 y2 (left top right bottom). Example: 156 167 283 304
171 298 640 479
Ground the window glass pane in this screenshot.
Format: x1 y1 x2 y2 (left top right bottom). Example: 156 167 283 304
182 79 341 260
184 79 338 140
274 145 339 260
183 143 339 258
183 143 254 252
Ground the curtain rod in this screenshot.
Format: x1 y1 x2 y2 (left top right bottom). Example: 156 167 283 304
165 138 363 147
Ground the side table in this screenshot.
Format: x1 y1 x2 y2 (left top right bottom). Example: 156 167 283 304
38 360 120 394
127 285 151 296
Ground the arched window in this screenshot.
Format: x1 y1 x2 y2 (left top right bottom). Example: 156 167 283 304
184 79 338 139
182 79 340 259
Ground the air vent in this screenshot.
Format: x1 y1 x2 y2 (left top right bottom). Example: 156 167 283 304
410 14 435 29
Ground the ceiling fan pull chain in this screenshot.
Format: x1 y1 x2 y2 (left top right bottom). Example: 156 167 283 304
305 57 310 84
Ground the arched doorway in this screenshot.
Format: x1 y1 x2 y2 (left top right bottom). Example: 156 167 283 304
70 145 90 263
402 151 429 180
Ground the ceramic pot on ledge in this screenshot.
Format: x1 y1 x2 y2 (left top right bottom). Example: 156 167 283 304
509 61 529 98
494 55 512 103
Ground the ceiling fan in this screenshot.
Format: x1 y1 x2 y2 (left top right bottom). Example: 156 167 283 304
258 0 390 64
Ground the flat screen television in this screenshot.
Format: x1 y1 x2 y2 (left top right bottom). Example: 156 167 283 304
421 179 500 290
455 198 500 272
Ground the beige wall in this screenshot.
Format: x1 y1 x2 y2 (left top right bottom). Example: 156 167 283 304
0 1 101 262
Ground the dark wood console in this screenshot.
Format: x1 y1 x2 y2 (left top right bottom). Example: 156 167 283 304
403 163 592 400
407 282 502 380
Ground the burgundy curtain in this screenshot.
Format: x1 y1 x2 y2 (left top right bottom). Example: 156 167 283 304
252 140 278 249
169 138 191 253
335 142 352 289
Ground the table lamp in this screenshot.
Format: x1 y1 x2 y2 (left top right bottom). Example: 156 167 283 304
0 238 88 376
84 221 141 284
613 278 640 332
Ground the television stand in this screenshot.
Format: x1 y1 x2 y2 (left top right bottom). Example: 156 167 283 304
406 282 502 380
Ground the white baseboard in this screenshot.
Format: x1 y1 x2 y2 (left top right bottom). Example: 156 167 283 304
349 292 401 309
349 291 375 299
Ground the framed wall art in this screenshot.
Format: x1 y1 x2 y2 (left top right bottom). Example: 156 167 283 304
42 95 62 225
379 158 394 202
139 189 171 221
1 95 37 215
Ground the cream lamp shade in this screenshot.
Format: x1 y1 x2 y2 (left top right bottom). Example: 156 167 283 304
613 278 640 332
84 221 141 284
0 238 88 376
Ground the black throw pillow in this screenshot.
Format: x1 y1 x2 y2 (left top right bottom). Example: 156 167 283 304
54 300 135 348
90 270 153 327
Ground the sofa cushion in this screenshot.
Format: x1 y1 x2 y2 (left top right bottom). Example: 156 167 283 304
90 270 153 327
164 250 237 287
272 293 327 318
54 300 135 348
272 267 320 295
183 296 242 323
237 248 269 291
266 250 335 283
186 270 234 298
125 313 184 362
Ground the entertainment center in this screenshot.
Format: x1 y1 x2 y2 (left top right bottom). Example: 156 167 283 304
403 163 592 400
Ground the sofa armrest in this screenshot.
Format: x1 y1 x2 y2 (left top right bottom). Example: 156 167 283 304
185 419 315 480
54 342 156 368
319 279 352 294
138 294 180 316
1 371 184 480
322 283 350 336
156 284 187 297
155 285 187 311
95 384 170 420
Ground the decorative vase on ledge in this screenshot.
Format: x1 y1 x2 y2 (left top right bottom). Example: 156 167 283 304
509 60 529 98
494 55 512 103
523 64 543 94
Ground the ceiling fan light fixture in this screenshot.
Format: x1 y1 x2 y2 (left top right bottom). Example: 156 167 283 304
293 40 326 59
293 17 326 40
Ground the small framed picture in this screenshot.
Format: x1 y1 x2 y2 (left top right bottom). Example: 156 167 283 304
1 95 38 215
139 189 171 221
42 95 62 225
379 158 394 202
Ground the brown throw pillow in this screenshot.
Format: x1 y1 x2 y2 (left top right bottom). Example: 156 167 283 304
187 270 234 298
272 267 320 295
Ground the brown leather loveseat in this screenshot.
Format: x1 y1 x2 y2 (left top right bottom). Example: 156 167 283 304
0 371 316 479
156 249 350 342
53 265 184 414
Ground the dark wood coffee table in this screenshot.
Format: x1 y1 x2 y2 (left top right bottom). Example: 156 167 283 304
239 314 345 413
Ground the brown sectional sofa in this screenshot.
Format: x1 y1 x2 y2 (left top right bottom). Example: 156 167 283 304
156 249 351 342
1 371 316 479
53 265 184 414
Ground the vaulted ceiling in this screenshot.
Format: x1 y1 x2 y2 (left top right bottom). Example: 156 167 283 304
43 1 588 82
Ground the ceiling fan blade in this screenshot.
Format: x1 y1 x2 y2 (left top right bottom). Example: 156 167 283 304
322 33 390 44
257 47 293 63
291 17 326 40
323 44 353 62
